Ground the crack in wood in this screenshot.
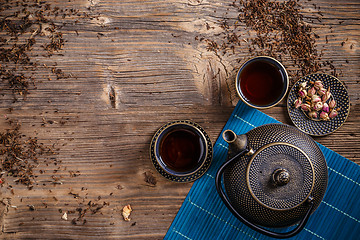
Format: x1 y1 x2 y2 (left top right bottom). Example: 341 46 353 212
109 86 116 109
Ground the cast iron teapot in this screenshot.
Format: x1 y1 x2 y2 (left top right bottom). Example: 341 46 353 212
215 123 328 239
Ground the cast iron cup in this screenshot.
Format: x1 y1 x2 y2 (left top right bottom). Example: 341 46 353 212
235 56 289 109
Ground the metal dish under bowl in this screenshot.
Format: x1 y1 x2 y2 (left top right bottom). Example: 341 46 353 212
150 120 213 182
287 73 350 136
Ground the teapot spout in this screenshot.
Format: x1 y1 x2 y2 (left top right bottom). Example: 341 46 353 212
222 130 249 160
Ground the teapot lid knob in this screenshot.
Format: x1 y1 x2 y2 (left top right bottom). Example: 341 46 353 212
272 168 290 186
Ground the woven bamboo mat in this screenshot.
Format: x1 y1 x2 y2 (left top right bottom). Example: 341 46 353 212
164 102 360 240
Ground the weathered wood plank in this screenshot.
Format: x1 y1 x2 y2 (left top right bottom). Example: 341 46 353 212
0 0 359 239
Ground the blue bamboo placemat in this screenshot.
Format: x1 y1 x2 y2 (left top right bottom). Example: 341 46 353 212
164 101 360 240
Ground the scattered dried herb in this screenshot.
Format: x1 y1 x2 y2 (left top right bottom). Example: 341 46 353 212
0 0 90 190
69 170 80 177
27 204 35 211
198 0 338 84
71 218 77 225
144 171 157 186
68 191 80 199
0 0 86 100
238 0 322 80
0 68 33 100
64 197 110 225
0 121 56 187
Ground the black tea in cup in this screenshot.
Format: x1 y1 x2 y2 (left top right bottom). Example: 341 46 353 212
236 56 289 109
150 120 213 182
159 128 204 173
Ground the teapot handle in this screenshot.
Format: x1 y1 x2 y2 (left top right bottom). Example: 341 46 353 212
215 149 315 239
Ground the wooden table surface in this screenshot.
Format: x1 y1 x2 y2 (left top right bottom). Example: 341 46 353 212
0 0 359 239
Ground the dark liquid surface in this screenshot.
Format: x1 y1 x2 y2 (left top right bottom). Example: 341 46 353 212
239 60 285 106
159 128 203 173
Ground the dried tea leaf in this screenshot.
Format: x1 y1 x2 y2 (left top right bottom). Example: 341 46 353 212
61 212 68 221
122 204 132 221
28 205 35 211
144 171 157 186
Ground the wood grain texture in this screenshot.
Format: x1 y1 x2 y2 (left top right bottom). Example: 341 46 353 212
0 0 359 239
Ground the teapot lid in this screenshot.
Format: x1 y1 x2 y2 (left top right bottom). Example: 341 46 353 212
246 142 315 211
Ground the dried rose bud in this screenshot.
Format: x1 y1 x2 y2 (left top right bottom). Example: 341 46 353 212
313 101 323 111
301 103 311 112
294 98 302 108
314 80 323 90
317 87 326 96
308 111 318 119
329 99 336 109
308 87 316 97
299 82 307 90
311 95 321 103
298 89 307 98
322 102 329 113
320 111 330 121
329 109 338 118
322 87 331 102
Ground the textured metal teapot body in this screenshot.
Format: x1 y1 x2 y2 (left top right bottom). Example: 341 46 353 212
216 123 328 238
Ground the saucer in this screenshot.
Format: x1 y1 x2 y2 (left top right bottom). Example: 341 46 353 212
150 120 213 182
287 73 350 136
